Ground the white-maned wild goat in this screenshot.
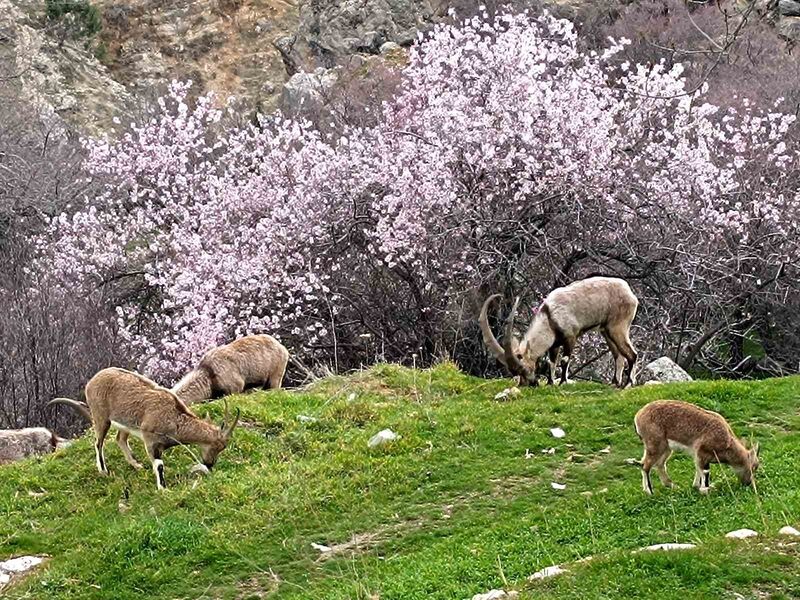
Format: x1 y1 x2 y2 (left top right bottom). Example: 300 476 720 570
172 334 289 404
48 367 240 490
634 400 760 495
480 277 638 388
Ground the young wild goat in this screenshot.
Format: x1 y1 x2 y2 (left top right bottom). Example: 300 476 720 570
49 367 240 490
480 277 638 388
172 334 290 404
634 400 760 495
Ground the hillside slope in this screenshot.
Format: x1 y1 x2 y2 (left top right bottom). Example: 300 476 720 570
2 365 800 599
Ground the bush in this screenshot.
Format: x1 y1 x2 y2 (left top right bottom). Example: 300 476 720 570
46 0 102 42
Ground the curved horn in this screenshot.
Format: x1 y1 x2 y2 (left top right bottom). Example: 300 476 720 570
224 408 241 440
479 294 508 366
503 296 535 384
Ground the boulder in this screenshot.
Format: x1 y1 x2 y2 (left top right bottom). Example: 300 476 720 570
280 68 339 111
637 357 692 384
779 0 800 16
0 428 59 465
380 41 402 54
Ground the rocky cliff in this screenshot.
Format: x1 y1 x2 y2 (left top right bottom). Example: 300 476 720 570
1 0 795 134
1 0 448 133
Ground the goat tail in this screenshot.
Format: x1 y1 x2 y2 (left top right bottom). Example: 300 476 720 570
48 397 92 422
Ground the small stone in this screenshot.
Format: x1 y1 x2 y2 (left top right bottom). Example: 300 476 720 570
368 429 398 448
297 415 318 423
0 556 45 572
528 565 565 580
551 482 566 490
779 526 800 536
494 387 520 400
471 590 518 600
726 528 758 539
641 543 696 551
624 458 640 465
599 446 611 454
380 41 402 54
311 542 332 553
541 447 556 455
550 427 565 438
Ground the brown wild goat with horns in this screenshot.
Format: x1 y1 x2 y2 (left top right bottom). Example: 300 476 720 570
49 367 240 490
480 277 638 387
172 334 289 404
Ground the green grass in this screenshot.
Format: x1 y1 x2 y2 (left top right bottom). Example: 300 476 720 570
2 364 800 599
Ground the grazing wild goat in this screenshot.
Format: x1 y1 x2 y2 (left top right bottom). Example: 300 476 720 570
49 367 240 490
634 400 760 495
172 334 289 404
480 277 638 387
0 428 59 465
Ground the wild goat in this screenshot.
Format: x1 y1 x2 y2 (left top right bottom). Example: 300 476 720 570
172 334 290 404
634 400 760 495
0 428 59 465
480 276 638 388
49 367 240 490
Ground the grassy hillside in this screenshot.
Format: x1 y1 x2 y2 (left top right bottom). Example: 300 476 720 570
2 364 800 599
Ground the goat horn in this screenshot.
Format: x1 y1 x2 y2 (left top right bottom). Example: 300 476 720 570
479 294 507 366
224 408 241 440
503 296 535 384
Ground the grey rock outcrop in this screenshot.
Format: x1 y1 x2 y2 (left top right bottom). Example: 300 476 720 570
637 357 693 384
0 428 59 465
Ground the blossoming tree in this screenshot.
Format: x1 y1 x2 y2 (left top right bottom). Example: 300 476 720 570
43 10 800 380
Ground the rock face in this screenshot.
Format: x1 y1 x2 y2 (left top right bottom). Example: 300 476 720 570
281 67 339 112
2 0 449 133
293 0 440 67
637 357 693 385
0 0 131 133
0 428 59 465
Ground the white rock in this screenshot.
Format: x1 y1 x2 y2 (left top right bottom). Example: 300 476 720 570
726 529 758 539
368 429 399 448
311 542 332 553
0 572 9 585
297 414 318 423
550 428 566 439
541 447 556 455
0 556 45 573
638 357 692 384
551 482 566 490
624 458 640 465
528 565 565 580
494 387 520 400
380 41 402 54
599 446 611 454
641 543 696 552
779 526 800 536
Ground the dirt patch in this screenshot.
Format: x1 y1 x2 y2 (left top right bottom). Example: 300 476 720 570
314 518 426 563
235 570 281 598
